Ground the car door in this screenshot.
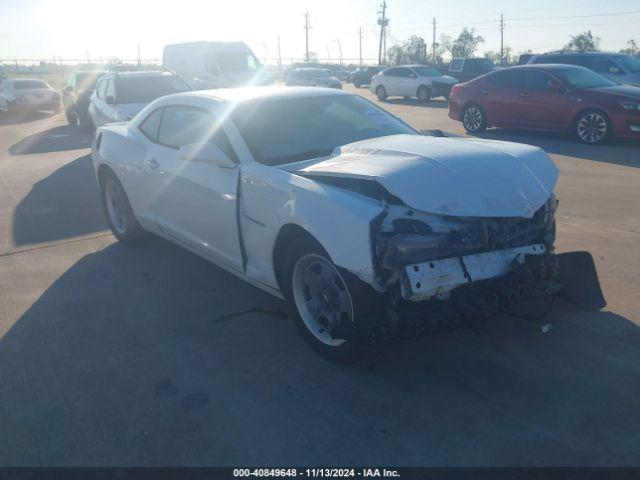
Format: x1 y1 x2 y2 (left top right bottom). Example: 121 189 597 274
483 70 525 126
403 68 420 96
382 68 402 95
516 70 572 130
102 79 118 123
145 104 243 270
89 79 107 126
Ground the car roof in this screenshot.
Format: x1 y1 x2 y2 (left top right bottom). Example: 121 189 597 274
107 70 173 78
537 51 615 57
504 64 589 71
166 86 350 104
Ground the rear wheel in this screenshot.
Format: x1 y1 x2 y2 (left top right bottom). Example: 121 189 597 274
462 104 487 133
574 109 610 145
375 85 387 101
65 108 78 125
353 81 361 88
100 170 147 243
282 236 382 363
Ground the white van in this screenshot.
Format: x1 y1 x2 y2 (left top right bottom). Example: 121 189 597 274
162 41 272 89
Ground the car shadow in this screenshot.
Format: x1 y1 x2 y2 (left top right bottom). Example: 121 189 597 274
12 154 106 246
9 124 92 155
382 97 449 109
1 235 639 465
0 111 53 126
471 128 640 168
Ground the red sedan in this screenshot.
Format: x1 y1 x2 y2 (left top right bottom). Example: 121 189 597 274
448 64 640 145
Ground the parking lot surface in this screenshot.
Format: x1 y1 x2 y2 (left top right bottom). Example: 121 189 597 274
1 85 639 466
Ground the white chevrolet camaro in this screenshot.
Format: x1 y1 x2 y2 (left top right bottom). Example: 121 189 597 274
92 86 562 362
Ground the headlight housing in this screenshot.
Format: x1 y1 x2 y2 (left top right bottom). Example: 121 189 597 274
620 101 640 111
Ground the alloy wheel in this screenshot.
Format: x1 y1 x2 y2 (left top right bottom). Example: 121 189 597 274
463 106 483 132
577 112 608 144
104 179 129 235
291 254 354 347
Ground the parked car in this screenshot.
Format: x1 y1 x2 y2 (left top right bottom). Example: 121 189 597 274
163 41 272 89
351 66 382 88
448 64 640 145
88 70 192 128
326 64 351 82
448 58 496 82
92 86 588 362
0 78 60 114
286 68 342 89
62 70 106 126
370 65 458 101
527 51 640 87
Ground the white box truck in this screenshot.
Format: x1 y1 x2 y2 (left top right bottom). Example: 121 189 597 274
163 41 272 90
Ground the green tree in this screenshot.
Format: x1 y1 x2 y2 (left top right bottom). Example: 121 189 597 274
564 31 600 51
620 39 640 56
388 36 428 65
441 28 485 58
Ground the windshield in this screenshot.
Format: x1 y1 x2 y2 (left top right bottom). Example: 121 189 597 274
14 80 49 90
412 66 442 77
231 94 417 166
215 51 260 73
613 55 640 73
115 75 191 104
553 67 617 89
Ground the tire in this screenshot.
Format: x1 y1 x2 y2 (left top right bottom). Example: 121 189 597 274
65 108 78 126
375 85 387 101
417 85 431 102
462 104 487 133
282 236 382 363
99 170 147 243
354 81 361 88
574 109 611 145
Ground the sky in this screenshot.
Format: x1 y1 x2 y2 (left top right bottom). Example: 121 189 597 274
0 0 639 64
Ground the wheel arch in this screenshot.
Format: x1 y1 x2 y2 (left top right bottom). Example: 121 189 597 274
272 223 325 293
571 106 612 130
461 101 489 126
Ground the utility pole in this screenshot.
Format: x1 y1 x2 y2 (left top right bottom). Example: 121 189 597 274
304 11 311 62
326 45 332 63
277 35 282 74
499 13 505 66
432 17 436 63
359 27 363 66
337 39 343 64
137 44 141 66
377 1 388 66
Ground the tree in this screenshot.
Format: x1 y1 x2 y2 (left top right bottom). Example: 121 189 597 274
620 39 640 56
485 46 514 65
387 36 428 65
564 31 600 51
441 28 485 58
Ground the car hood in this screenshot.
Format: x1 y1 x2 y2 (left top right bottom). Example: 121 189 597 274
297 134 558 218
588 84 640 99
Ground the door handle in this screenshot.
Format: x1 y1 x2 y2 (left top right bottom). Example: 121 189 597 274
145 159 159 170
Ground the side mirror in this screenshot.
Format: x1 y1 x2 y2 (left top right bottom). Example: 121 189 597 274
105 95 115 105
609 66 621 74
548 79 565 93
178 142 237 169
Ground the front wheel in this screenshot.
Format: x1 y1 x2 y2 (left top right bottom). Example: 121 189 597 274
100 171 147 243
462 104 487 133
574 109 610 145
283 237 381 363
417 85 431 102
65 108 78 125
375 85 387 101
353 81 361 88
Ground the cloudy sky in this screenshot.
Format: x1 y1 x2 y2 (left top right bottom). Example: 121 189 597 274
1 0 638 64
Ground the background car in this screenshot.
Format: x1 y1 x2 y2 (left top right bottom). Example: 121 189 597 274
88 70 192 128
92 86 565 362
62 70 106 126
0 78 60 114
370 65 458 101
285 68 342 89
448 64 640 144
448 58 496 82
527 51 640 87
351 66 382 88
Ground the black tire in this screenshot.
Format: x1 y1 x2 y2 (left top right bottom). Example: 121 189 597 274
375 85 387 101
461 104 487 133
99 170 147 244
574 109 611 145
281 236 383 363
65 108 78 126
417 85 431 102
353 81 361 88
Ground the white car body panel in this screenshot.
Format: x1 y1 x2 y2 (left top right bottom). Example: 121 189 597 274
92 87 558 301
0 79 58 111
370 66 458 98
298 134 558 218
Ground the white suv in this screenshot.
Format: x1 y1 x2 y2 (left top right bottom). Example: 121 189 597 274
370 65 458 102
0 78 61 114
88 70 192 128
